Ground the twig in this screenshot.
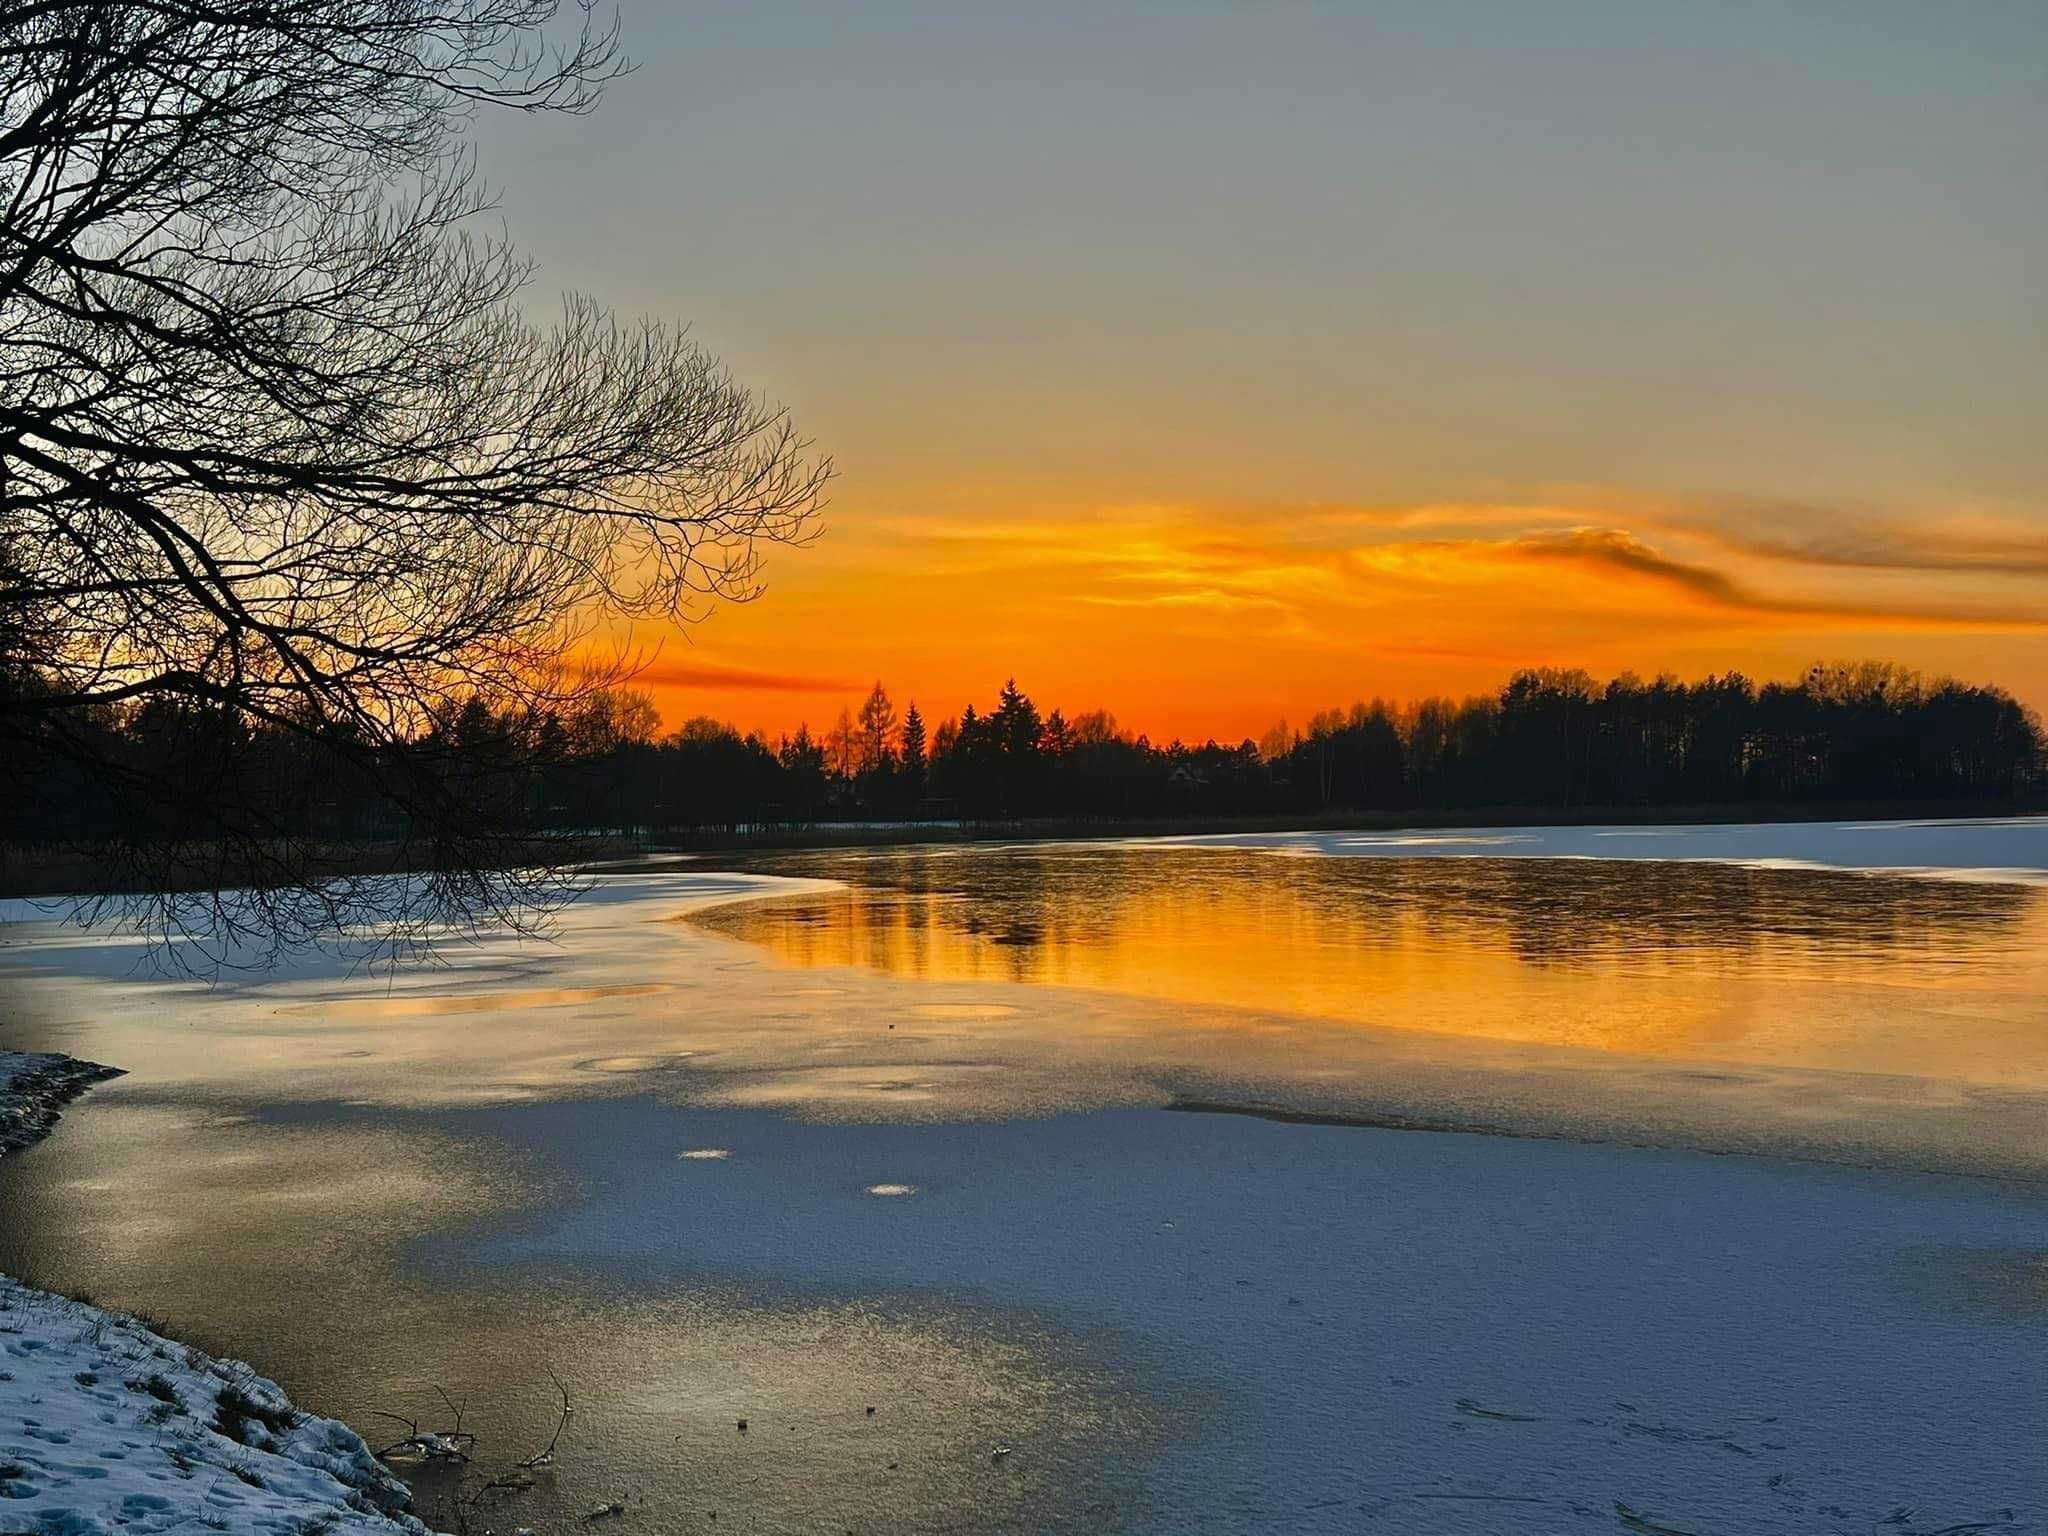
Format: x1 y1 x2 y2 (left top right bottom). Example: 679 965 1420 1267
517 1366 573 1469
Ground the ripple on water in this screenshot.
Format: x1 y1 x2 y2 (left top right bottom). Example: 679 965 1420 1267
910 1004 1021 1020
866 1183 917 1197
677 1148 732 1161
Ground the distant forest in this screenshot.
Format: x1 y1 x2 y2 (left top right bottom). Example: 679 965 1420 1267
5 661 2042 853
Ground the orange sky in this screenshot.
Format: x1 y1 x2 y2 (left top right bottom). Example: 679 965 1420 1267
622 490 2048 744
485 5 2048 745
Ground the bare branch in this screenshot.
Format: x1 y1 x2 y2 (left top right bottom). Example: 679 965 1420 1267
0 2 828 963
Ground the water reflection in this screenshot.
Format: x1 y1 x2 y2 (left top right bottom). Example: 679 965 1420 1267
10 859 2047 1167
0 1097 1156 1534
8 852 2047 1531
701 847 2048 1085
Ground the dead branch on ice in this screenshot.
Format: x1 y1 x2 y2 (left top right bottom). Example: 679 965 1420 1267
376 1366 582 1528
369 1402 476 1465
519 1366 574 1469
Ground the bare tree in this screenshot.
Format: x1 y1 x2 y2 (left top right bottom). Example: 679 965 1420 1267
0 2 828 963
826 704 861 780
857 680 896 771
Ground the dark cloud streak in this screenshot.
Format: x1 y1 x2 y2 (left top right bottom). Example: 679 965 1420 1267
1506 527 2048 632
1705 527 2048 578
631 658 861 694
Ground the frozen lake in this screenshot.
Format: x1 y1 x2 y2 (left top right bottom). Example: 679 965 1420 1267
1141 813 2048 882
2 824 2045 1532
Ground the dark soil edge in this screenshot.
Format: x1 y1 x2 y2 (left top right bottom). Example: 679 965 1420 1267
0 1051 124 1155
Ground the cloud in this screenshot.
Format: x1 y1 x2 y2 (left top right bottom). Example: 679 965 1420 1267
872 498 2048 639
1501 526 2048 632
1507 528 1751 603
1701 524 2048 578
1075 588 1294 613
630 658 862 694
1565 490 2048 579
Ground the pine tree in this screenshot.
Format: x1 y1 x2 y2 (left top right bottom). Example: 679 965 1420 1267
992 678 1042 761
1041 708 1071 757
901 703 928 800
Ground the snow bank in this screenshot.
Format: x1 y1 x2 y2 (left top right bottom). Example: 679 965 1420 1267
0 1276 434 1536
0 1053 123 1157
1 1057 439 1535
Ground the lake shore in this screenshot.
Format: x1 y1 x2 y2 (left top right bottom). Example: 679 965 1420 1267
5 797 2043 899
0 1051 123 1154
3 838 2045 1532
0 1055 441 1536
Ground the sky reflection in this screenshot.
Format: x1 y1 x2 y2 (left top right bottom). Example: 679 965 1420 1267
700 848 2048 1088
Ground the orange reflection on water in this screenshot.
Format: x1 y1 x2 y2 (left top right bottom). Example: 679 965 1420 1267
699 848 2048 1086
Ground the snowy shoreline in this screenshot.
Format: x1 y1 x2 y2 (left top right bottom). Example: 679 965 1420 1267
0 1053 439 1535
0 1052 124 1156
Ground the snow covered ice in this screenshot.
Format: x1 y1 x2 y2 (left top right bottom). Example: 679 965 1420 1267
1144 813 2048 882
3 829 2046 1532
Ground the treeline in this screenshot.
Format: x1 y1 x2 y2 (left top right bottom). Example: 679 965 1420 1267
6 661 2039 852
747 663 2043 826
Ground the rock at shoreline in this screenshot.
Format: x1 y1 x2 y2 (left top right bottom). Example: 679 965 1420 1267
0 1050 124 1155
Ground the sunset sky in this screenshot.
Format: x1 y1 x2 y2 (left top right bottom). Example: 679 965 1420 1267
478 1 2047 742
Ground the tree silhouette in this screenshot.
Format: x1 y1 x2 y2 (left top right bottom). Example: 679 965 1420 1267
0 2 827 959
990 678 1047 814
858 682 899 774
906 667 2040 825
827 707 861 781
900 703 928 802
777 725 828 826
1 657 2038 877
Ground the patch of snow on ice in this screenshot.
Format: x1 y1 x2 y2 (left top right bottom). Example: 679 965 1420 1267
1142 815 2048 884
